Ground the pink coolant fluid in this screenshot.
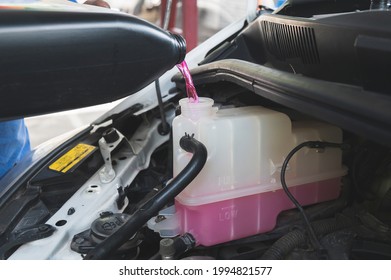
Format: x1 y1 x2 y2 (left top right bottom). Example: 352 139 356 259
177 61 199 103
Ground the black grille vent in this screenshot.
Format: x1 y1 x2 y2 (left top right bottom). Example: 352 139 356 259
261 21 320 64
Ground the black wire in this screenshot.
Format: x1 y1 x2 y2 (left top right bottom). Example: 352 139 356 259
155 79 170 135
280 141 344 254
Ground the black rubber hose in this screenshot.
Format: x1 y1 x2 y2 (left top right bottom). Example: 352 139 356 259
261 218 340 260
84 134 207 260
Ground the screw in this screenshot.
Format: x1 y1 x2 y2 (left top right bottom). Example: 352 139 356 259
67 207 76 215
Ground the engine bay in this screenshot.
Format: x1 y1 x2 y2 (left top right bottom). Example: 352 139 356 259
1 77 390 259
1 2 391 260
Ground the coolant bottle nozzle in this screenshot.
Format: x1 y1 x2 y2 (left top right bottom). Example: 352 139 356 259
170 33 187 64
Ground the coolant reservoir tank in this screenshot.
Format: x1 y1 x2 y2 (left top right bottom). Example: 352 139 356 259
173 97 293 203
0 1 186 120
172 97 346 246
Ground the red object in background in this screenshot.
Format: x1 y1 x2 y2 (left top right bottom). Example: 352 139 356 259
161 0 198 51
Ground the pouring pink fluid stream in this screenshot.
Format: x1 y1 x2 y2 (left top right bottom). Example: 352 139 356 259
176 61 199 103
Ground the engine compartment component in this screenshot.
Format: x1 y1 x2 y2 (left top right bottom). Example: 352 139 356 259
71 212 142 259
0 224 55 260
172 97 346 246
84 134 207 259
98 128 123 183
257 11 391 93
8 114 173 259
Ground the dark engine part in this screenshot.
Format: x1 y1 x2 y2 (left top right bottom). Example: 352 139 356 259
261 218 340 260
158 233 196 260
0 224 55 260
84 134 207 260
71 212 141 259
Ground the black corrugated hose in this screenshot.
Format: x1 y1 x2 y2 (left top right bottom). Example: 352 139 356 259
84 133 207 260
261 218 340 260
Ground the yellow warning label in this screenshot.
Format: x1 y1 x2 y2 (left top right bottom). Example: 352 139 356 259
49 143 96 173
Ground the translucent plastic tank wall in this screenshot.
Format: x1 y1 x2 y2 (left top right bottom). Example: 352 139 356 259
173 98 346 246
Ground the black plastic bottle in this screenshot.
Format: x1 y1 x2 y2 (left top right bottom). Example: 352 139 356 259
0 2 186 120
